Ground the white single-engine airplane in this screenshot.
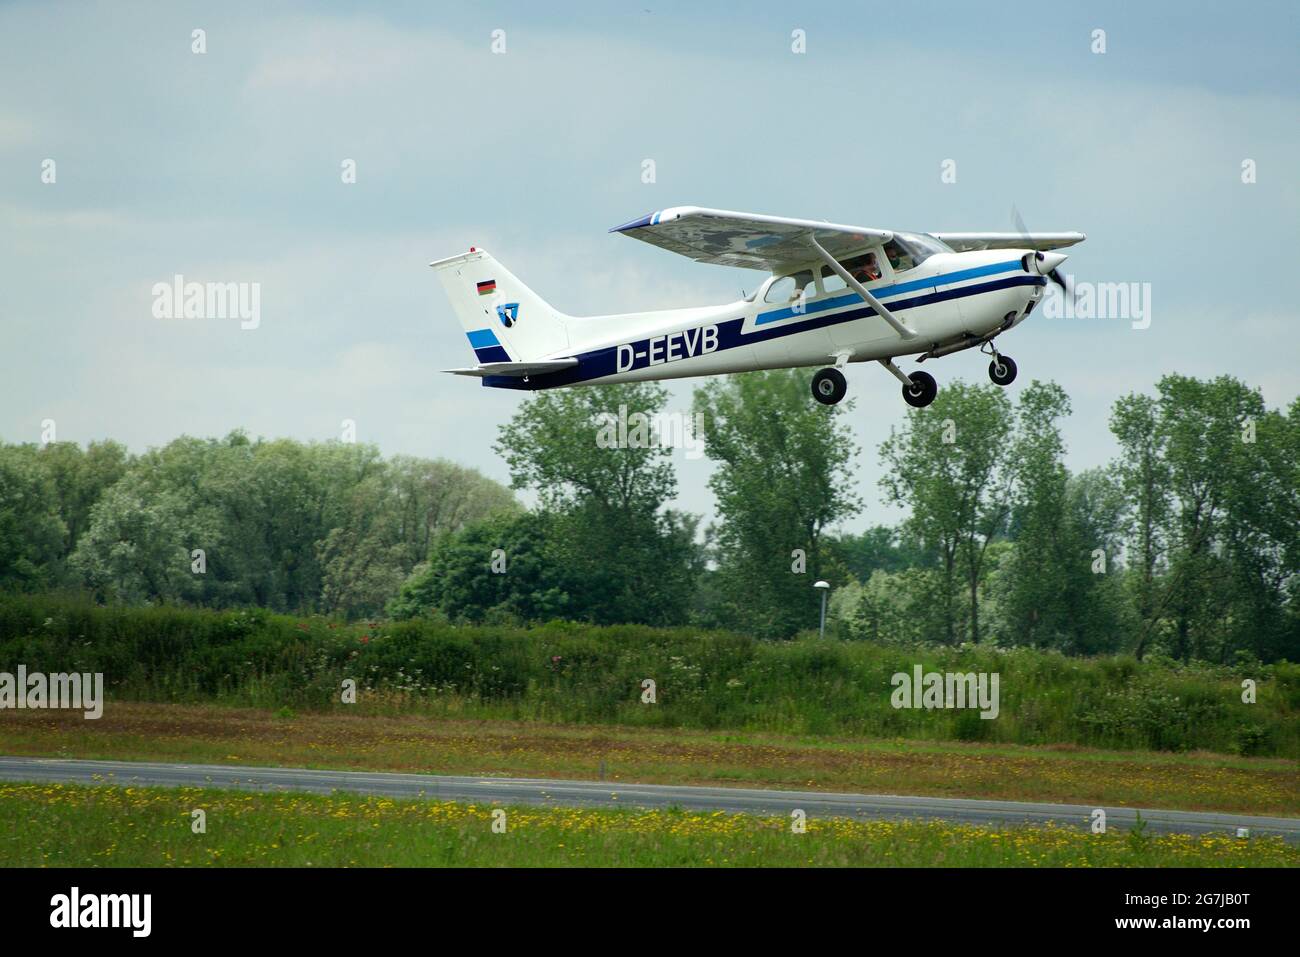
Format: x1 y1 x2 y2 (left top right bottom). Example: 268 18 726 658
432 207 1084 407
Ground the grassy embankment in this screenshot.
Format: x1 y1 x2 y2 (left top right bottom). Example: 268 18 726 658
2 594 1294 755
2 781 1294 867
0 594 1295 818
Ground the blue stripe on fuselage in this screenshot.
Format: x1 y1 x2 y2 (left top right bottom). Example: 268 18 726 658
755 259 1023 326
481 273 1044 391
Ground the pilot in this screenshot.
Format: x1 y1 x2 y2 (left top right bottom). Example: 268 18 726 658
852 254 881 283
884 243 909 272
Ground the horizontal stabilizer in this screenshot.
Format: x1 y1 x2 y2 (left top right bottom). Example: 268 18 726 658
443 358 579 378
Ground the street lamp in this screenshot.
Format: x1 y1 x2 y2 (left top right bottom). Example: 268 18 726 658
814 580 830 639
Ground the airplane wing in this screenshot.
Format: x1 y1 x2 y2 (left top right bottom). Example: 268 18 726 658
610 206 893 271
931 232 1086 252
444 358 578 378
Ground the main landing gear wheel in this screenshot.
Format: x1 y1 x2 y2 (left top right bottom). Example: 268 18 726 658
988 355 1018 386
902 370 937 408
811 367 847 405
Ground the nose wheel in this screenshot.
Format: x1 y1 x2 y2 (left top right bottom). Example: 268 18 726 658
811 367 847 405
988 354 1017 386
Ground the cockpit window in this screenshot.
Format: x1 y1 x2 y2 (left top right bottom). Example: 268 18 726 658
882 239 916 273
764 269 815 304
885 233 952 273
822 252 880 294
908 233 953 257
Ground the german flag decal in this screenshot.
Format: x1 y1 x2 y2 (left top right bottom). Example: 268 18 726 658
476 279 496 295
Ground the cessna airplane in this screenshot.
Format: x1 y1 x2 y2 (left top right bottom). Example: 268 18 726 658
432 207 1084 407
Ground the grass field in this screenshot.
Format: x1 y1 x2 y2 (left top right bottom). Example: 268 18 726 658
1 781 1294 868
2 702 1296 816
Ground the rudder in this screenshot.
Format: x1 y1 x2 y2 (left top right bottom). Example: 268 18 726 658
430 248 571 364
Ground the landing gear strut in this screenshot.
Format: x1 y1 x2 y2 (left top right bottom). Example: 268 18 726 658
984 343 1017 386
879 359 937 408
811 367 847 405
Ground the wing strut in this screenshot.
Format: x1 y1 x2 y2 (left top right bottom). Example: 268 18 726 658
808 235 916 341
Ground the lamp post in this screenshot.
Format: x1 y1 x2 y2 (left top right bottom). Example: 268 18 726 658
814 580 830 639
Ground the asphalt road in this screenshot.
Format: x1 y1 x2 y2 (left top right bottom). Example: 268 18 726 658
1 755 1295 841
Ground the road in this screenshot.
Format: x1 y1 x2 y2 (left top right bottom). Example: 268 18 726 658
1 755 1295 840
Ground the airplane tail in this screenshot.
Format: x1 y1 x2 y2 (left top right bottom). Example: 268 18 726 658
430 248 571 364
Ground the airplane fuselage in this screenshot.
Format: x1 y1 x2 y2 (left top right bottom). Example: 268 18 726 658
483 249 1046 390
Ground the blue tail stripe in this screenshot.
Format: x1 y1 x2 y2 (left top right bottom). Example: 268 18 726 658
466 328 501 348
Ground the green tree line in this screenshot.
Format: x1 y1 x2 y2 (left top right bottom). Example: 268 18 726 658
1 372 1296 662
0 432 516 618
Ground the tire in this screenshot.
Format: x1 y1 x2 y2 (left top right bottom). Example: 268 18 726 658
811 367 847 405
988 355 1017 386
902 370 937 408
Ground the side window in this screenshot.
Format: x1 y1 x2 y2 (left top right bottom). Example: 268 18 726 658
764 270 814 304
883 239 917 274
831 252 883 288
820 266 847 295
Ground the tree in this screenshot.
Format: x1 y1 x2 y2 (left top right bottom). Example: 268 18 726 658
1159 376 1257 660
878 381 1014 644
693 369 860 638
830 566 939 644
999 382 1125 651
66 432 516 615
70 455 226 605
0 445 66 591
493 382 699 625
319 457 518 618
316 472 408 619
1108 376 1299 662
37 440 129 564
385 456 518 569
826 525 928 581
1109 393 1170 655
389 511 579 624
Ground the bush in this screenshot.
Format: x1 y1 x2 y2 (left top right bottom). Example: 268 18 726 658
0 592 1293 756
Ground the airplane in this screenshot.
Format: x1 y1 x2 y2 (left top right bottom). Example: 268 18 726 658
431 207 1084 408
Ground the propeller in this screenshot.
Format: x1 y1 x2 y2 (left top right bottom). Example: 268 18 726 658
1012 204 1073 304
1046 264 1070 294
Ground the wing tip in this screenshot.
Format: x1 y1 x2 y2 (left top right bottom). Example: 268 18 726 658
609 211 657 233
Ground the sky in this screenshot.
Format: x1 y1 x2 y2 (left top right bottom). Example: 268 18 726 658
2 0 1297 531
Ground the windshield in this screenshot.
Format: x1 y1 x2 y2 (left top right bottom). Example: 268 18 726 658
883 232 952 273
900 232 953 258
